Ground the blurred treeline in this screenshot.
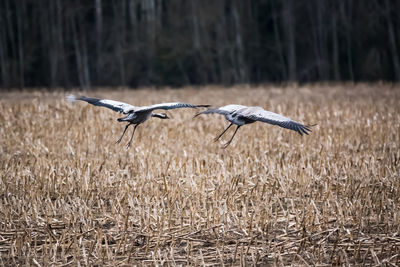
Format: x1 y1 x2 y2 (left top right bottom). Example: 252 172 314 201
1 0 399 89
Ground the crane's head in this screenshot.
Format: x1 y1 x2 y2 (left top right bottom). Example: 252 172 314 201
152 112 169 119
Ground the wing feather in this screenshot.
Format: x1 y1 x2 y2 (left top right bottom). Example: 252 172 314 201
135 102 209 112
239 107 312 135
218 104 247 113
70 95 135 114
194 104 246 117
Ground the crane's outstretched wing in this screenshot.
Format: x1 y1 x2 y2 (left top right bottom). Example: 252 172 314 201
240 107 313 135
194 104 247 117
67 95 135 114
135 102 210 113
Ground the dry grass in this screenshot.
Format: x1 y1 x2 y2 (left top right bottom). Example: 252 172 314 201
0 84 399 266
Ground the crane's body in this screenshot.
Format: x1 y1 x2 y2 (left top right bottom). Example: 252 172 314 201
67 95 209 147
196 104 313 148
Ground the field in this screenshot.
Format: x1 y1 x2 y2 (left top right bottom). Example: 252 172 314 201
1 84 399 266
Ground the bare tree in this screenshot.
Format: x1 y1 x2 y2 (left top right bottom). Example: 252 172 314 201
95 0 103 84
385 0 400 81
282 0 297 81
232 0 247 83
340 0 354 81
331 3 341 80
70 11 91 90
271 1 287 80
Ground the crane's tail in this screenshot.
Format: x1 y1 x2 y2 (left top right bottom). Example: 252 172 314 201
66 94 77 102
117 116 130 122
193 108 219 118
117 113 136 122
67 95 99 106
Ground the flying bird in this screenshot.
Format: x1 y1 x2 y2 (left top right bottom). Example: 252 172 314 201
67 95 209 147
195 104 314 148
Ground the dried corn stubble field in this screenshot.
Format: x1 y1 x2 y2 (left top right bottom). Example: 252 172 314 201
1 84 400 266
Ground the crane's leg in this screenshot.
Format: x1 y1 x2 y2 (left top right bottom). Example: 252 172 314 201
223 125 241 148
126 124 139 148
116 123 132 144
214 123 233 142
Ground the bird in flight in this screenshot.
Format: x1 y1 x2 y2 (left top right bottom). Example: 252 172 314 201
67 95 209 147
195 104 314 148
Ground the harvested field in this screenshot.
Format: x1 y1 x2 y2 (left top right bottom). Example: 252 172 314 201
1 84 399 266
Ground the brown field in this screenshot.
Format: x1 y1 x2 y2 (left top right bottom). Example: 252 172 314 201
1 84 399 266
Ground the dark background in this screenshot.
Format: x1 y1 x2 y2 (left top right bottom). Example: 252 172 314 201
1 0 399 89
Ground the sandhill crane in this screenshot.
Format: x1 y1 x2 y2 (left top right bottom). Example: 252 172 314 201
195 105 314 148
67 95 209 147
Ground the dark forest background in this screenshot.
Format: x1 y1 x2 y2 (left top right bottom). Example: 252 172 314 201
1 0 400 89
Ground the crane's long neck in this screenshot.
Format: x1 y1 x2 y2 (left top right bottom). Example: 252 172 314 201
151 113 168 119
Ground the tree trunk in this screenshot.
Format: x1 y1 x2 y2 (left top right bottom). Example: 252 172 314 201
191 0 200 50
232 0 247 83
49 0 59 88
283 0 297 81
271 1 287 80
15 0 25 88
4 0 17 85
95 0 103 85
81 34 91 90
0 23 8 87
71 15 90 90
113 1 126 85
385 0 400 81
317 1 329 80
340 0 354 81
142 0 157 84
332 6 341 80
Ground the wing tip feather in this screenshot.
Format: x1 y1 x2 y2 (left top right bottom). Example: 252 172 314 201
196 104 211 108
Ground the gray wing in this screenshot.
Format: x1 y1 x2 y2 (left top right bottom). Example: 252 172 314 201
67 95 135 114
240 107 312 135
135 102 209 112
194 104 246 117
